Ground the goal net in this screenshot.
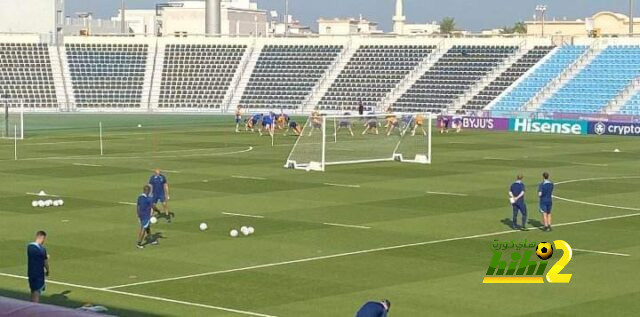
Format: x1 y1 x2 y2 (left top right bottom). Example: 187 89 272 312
0 101 24 139
285 112 432 171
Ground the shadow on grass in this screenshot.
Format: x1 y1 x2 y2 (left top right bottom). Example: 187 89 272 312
0 288 164 317
500 218 544 230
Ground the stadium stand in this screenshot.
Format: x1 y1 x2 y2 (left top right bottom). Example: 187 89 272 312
620 90 640 115
539 45 640 114
464 46 555 110
490 45 588 112
159 44 246 109
239 44 342 110
66 43 148 108
0 42 57 108
392 45 518 113
317 45 435 111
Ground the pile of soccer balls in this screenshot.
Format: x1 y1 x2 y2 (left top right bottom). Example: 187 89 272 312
198 223 255 238
31 199 64 208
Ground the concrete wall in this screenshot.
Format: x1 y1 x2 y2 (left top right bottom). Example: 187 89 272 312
0 0 63 42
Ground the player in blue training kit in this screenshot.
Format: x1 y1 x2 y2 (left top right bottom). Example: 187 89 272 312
509 174 527 230
285 121 302 136
27 231 49 303
356 299 391 317
260 113 274 136
538 172 555 231
149 169 171 222
137 185 158 248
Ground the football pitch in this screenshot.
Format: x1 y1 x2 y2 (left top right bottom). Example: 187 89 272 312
0 114 639 316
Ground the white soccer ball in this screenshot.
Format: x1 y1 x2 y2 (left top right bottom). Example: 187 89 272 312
37 200 45 208
199 223 208 231
45 200 53 207
31 201 38 207
137 124 142 128
58 199 64 206
150 216 158 224
248 226 255 235
614 148 620 153
240 226 248 233
230 229 239 237
52 200 60 207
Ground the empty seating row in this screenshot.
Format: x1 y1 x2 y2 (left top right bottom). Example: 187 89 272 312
0 43 57 108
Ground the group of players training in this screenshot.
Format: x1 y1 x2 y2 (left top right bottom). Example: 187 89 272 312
234 106 430 137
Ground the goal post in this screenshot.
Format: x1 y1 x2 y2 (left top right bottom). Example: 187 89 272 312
1 100 24 140
285 112 432 171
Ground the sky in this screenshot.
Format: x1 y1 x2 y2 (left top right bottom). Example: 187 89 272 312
66 0 639 31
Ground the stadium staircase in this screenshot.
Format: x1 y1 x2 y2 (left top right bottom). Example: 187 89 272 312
222 44 253 113
228 42 264 111
147 41 165 110
303 40 357 113
451 41 529 113
57 45 76 110
378 40 450 111
521 41 605 112
604 76 640 113
607 76 640 114
49 45 70 111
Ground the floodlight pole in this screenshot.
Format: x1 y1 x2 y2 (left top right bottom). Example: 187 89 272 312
121 0 126 34
536 5 547 37
631 0 635 35
284 0 289 37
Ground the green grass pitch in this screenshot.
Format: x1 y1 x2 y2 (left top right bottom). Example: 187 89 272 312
0 114 639 316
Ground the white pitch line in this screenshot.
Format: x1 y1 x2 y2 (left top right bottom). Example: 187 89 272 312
554 176 640 211
426 191 468 197
73 163 103 167
0 147 253 162
26 192 59 197
573 248 630 257
0 272 276 317
483 157 514 161
323 222 371 229
103 211 640 290
231 175 267 181
222 212 265 219
119 202 137 206
569 162 608 167
323 183 361 188
162 170 181 174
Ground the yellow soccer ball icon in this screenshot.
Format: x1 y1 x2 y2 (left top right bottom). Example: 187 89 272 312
536 242 554 260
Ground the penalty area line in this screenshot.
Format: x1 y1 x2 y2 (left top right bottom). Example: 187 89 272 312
323 222 371 229
118 202 137 206
573 248 630 257
231 175 267 181
426 191 468 197
102 211 640 291
0 272 276 317
222 212 265 219
323 183 361 188
73 163 103 167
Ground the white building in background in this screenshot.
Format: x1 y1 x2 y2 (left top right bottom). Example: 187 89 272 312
317 17 382 35
0 0 64 43
116 0 268 36
403 22 440 35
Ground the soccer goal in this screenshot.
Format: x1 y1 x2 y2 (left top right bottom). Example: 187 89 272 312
284 112 432 171
0 100 24 140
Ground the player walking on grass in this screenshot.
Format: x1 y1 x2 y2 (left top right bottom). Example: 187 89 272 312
149 169 171 222
234 106 243 133
137 185 158 248
27 231 49 303
538 172 555 231
356 299 391 317
509 174 527 230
